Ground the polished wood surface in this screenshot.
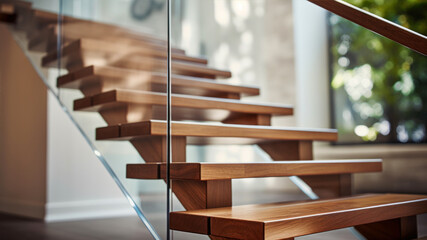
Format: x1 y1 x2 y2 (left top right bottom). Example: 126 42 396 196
126 160 382 180
57 66 259 98
308 0 427 55
172 180 232 210
57 66 260 99
41 38 206 67
73 89 292 124
22 9 170 47
28 23 186 54
171 194 427 239
130 136 186 163
112 55 231 79
41 39 231 78
96 120 338 145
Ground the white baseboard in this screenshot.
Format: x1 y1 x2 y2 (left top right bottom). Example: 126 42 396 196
45 198 135 222
0 197 45 219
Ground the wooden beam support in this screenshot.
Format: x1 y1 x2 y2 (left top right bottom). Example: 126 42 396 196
300 174 352 198
355 216 418 240
223 114 271 126
258 140 313 160
259 140 351 198
130 136 231 211
130 136 186 163
172 180 232 210
99 105 154 125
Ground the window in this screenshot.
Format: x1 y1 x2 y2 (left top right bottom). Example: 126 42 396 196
329 0 427 144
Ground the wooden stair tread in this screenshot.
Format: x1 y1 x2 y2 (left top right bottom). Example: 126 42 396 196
24 9 171 48
126 159 382 180
74 89 292 120
27 22 186 54
57 66 259 98
170 194 427 239
41 38 207 66
42 39 230 78
96 120 338 144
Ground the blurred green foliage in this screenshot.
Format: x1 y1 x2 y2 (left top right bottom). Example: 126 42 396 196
331 0 427 143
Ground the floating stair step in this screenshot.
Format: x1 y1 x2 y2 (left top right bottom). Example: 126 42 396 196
74 89 292 124
42 39 230 78
57 66 259 98
127 160 382 180
21 9 169 48
15 8 77 34
171 194 427 239
27 23 186 54
41 38 207 69
96 120 337 144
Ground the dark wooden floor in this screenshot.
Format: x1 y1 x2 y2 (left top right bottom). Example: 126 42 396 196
0 213 152 240
0 212 426 240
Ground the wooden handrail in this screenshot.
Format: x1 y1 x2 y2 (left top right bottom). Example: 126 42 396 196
308 0 427 55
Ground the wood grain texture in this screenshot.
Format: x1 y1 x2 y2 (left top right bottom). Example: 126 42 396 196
28 23 187 54
171 180 232 210
223 114 271 126
73 89 292 124
22 9 171 48
308 0 427 55
41 38 206 68
126 160 382 180
171 194 427 239
112 54 231 79
96 120 338 145
130 136 186 163
41 39 230 78
355 216 418 240
56 65 259 98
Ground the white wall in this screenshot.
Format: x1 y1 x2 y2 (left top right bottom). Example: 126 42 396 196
45 92 134 222
0 25 134 221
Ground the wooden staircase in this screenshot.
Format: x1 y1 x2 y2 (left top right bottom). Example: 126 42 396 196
2 1 427 239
